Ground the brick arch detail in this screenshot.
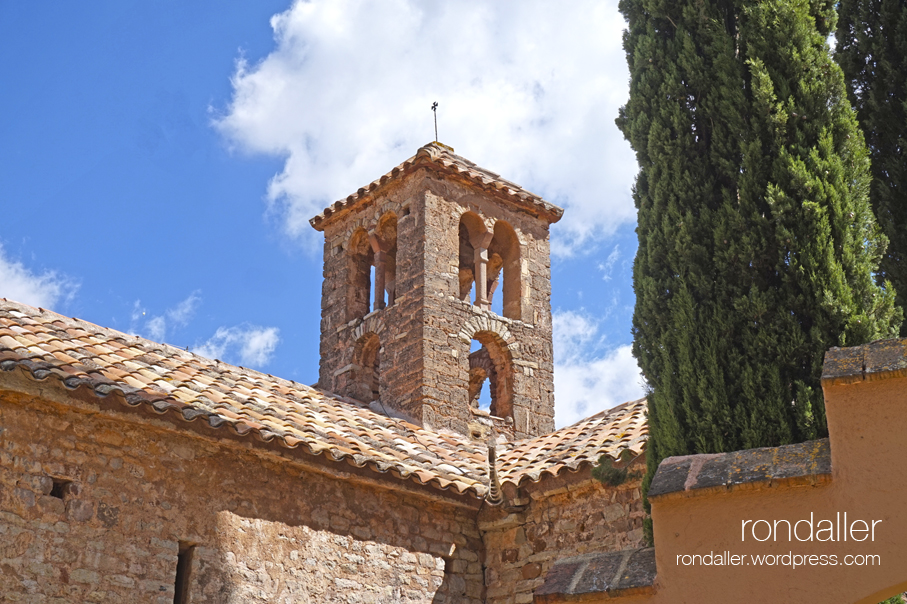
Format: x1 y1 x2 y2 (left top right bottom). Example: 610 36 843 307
453 201 496 232
456 316 519 360
350 314 386 342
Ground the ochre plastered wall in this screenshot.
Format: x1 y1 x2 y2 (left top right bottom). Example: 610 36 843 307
580 373 907 603
317 168 556 438
0 383 486 604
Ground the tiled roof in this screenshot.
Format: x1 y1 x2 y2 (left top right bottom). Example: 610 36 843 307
309 142 565 231
0 299 645 500
497 398 648 488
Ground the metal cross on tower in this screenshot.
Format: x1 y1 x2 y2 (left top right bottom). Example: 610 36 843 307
431 102 438 142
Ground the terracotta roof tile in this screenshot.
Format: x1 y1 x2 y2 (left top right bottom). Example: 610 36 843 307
0 299 645 501
309 142 564 231
496 398 648 488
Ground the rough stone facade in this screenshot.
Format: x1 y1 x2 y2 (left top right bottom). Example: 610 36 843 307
0 379 645 604
314 147 560 440
0 388 485 603
480 460 646 604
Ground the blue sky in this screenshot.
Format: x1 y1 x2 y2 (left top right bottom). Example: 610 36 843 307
0 1 644 426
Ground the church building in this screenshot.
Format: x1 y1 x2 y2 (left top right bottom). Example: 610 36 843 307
0 143 648 602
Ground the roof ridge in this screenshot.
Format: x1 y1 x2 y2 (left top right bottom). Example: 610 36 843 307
309 142 564 231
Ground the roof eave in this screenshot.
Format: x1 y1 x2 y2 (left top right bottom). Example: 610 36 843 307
309 144 564 232
0 361 486 509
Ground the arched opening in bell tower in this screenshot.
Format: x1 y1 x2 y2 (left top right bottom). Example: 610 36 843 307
374 212 398 309
468 332 513 420
489 220 521 320
457 212 522 320
346 228 373 321
458 212 486 303
469 339 495 411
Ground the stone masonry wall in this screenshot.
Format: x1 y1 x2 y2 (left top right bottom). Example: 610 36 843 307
0 388 485 603
479 466 646 604
317 168 555 438
420 175 555 439
319 175 427 423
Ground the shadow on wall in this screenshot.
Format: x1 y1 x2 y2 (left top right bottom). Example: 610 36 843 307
185 453 484 603
0 389 483 604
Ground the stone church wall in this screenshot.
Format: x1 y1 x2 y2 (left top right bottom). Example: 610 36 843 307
0 388 485 604
479 463 646 604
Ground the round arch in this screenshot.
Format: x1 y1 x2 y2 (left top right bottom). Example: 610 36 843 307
458 211 489 302
346 228 373 321
375 212 398 307
489 220 521 320
350 332 381 403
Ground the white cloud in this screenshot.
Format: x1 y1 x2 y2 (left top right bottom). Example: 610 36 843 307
146 316 167 342
553 310 645 428
0 245 78 310
131 291 202 342
597 245 621 281
216 0 636 256
167 291 201 326
195 325 280 367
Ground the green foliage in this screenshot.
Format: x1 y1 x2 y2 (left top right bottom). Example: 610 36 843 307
877 595 906 604
592 449 641 487
836 0 907 335
617 0 902 540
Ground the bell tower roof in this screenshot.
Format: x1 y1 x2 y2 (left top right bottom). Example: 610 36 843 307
309 142 564 232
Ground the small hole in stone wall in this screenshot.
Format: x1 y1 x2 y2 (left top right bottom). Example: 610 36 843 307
173 542 196 604
401 206 411 217
50 478 71 500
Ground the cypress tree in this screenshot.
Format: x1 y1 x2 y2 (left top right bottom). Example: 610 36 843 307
836 0 907 335
617 0 901 537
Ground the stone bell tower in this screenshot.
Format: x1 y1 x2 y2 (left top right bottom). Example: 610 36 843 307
310 142 563 440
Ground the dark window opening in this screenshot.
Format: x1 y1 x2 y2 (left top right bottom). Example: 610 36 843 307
50 478 71 500
173 542 195 604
